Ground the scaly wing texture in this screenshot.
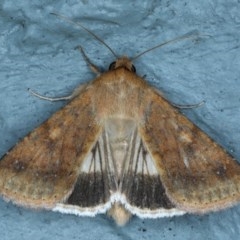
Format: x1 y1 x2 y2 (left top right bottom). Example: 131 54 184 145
60 123 183 218
140 89 240 213
0 88 102 209
63 129 117 211
120 129 176 211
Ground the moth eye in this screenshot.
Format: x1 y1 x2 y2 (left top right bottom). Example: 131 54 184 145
131 64 136 73
109 61 116 70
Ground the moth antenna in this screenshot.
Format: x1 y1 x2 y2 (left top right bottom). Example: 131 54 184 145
131 31 205 61
51 12 118 58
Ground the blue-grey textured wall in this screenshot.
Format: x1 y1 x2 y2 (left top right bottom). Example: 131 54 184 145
0 1 240 239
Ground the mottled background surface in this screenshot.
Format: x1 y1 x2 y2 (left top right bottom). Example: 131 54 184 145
0 1 240 239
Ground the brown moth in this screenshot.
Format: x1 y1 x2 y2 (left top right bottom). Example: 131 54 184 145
0 15 240 226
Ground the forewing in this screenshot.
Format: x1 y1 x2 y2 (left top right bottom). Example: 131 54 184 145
140 90 240 213
0 88 102 209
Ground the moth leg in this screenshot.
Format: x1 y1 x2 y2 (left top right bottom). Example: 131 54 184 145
75 46 102 75
28 83 88 102
154 89 205 109
171 100 205 109
28 88 74 101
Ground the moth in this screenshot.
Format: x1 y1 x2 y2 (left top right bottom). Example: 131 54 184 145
0 15 240 226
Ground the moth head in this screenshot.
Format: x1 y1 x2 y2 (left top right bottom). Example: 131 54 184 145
109 57 136 73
